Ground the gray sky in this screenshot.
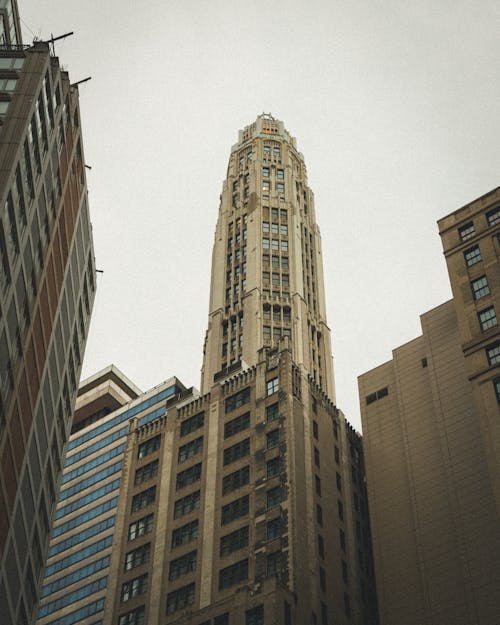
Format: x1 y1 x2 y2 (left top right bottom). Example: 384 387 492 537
22 1 500 431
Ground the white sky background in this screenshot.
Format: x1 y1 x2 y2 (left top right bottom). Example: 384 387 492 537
21 1 500 431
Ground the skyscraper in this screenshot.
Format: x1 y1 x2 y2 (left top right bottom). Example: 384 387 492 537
94 115 377 625
0 4 96 623
359 187 500 625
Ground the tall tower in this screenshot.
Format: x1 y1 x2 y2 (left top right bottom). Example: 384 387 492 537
201 114 334 399
97 116 377 625
0 8 96 624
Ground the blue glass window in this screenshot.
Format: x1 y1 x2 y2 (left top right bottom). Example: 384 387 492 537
62 444 125 484
48 516 115 557
43 599 104 625
59 462 123 500
38 577 108 617
45 535 113 577
42 555 110 597
55 480 121 520
52 497 118 538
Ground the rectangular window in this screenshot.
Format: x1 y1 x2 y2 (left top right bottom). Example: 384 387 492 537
221 494 249 525
176 463 202 490
262 221 270 233
166 582 195 614
267 516 282 541
280 224 288 236
174 490 200 519
318 534 325 559
315 475 322 496
277 169 284 180
169 550 197 580
215 614 229 625
225 387 251 413
266 402 279 422
220 525 249 557
478 306 497 331
246 605 264 625
224 412 250 438
180 412 205 437
222 465 250 495
281 240 288 252
486 207 500 226
118 606 145 625
266 377 279 396
267 551 280 577
487 342 500 365
319 566 326 592
124 543 150 570
342 560 348 583
316 504 323 527
494 378 500 403
219 558 248 590
134 460 158 485
137 435 160 459
366 386 389 404
223 438 250 466
121 573 148 602
314 447 320 467
340 528 346 551
266 429 279 449
263 238 270 250
128 514 153 541
277 183 284 193
178 436 203 463
171 519 198 550
313 420 318 439
471 275 490 299
464 245 482 267
267 456 280 478
131 486 156 513
459 222 475 241
262 167 270 177
267 486 282 509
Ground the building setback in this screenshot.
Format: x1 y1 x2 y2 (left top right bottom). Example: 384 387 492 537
359 187 500 625
0 3 96 623
96 115 378 625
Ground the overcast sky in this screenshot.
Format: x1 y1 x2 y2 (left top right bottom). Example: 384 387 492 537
22 1 499 431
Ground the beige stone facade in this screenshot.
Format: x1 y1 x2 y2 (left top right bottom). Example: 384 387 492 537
359 188 500 625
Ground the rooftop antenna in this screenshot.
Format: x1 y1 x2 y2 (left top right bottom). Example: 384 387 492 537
42 31 74 56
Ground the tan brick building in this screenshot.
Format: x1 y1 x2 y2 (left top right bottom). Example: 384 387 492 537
359 187 500 625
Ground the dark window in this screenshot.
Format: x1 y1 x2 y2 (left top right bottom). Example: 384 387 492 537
366 386 389 405
266 402 279 422
222 494 249 525
344 593 351 617
494 378 500 403
318 534 325 559
224 412 250 438
285 601 292 625
169 550 197 580
321 602 328 625
118 606 145 625
174 490 200 519
214 614 229 625
172 520 199 548
459 222 475 241
176 463 202 490
180 412 205 437
121 573 148 602
267 486 282 509
340 529 346 551
222 464 250 495
338 499 344 520
178 436 203 463
219 558 248 589
487 342 500 365
267 551 280 577
125 543 150 570
313 420 318 439
336 473 342 492
334 446 340 464
316 504 323 527
471 275 490 300
223 438 250 466
315 475 321 496
314 447 320 467
464 245 482 267
319 566 326 592
134 460 158 485
137 435 160 459
246 605 264 625
478 306 497 331
131 486 156 513
486 207 500 227
128 514 154 541
166 583 195 614
266 429 279 449
220 525 249 557
266 457 280 478
225 387 251 413
266 516 282 541
342 560 348 584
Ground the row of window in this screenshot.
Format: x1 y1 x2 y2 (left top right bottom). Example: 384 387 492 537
458 207 500 242
262 167 284 180
263 238 288 252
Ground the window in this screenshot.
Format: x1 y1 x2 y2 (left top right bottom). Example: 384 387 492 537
280 225 288 236
131 486 156 513
262 221 270 233
246 605 264 625
487 342 500 365
181 412 205 437
267 551 280 577
225 387 251 412
314 447 320 467
478 306 497 331
174 490 200 518
464 245 482 267
262 167 270 177
267 457 280 478
365 386 389 405
266 429 279 449
262 181 270 191
342 560 348 584
220 525 249 557
137 435 160 459
267 516 282 541
118 606 145 625
319 566 326 592
344 593 351 617
494 379 500 403
267 486 282 509
178 436 203 463
134 460 158 485
124 543 150 570
313 420 318 439
121 574 148 602
263 237 270 250
222 494 249 525
471 275 490 300
219 558 248 589
215 614 229 625
225 412 250 438
266 402 279 422
223 438 250 466
266 377 279 396
336 473 342 492
277 169 284 180
166 582 195 614
172 519 199 548
281 240 288 251
316 504 323 527
321 602 328 625
222 465 250 495
176 463 202 490
459 222 475 241
315 475 322 496
169 550 197 580
277 183 284 193
486 207 500 226
339 529 346 551
318 534 325 559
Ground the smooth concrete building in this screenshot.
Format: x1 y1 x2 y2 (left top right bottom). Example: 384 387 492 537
97 115 378 625
0 4 96 623
36 367 188 625
359 187 500 625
